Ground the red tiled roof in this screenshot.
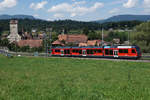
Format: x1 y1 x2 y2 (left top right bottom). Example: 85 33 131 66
58 34 88 43
38 34 44 39
79 43 88 47
52 40 64 46
17 40 42 48
87 40 101 46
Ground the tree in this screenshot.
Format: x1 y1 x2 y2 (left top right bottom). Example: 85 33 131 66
0 38 9 46
83 27 89 35
20 46 30 52
88 30 99 40
0 27 2 38
132 22 150 53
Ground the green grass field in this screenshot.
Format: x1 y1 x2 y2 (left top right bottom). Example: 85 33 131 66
0 55 150 100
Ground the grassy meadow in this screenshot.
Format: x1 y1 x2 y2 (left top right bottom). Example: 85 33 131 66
0 55 150 100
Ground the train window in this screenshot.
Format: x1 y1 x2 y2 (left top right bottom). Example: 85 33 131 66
105 49 109 55
132 49 136 53
124 49 128 53
105 49 113 55
119 49 123 53
119 49 128 53
86 49 93 54
55 49 60 53
72 49 79 53
72 49 76 53
79 50 82 54
76 50 78 53
64 50 66 54
94 49 97 53
110 49 113 55
87 49 89 54
64 49 70 54
91 50 94 54
97 49 102 53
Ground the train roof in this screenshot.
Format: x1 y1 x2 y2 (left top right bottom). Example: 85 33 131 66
72 46 103 48
52 45 139 49
104 46 139 48
52 46 103 49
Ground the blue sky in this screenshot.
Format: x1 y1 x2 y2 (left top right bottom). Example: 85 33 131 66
0 0 150 21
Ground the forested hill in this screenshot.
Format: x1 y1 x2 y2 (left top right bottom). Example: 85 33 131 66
0 14 35 20
0 19 142 34
96 15 150 23
0 19 101 32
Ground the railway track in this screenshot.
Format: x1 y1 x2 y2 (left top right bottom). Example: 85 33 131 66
1 50 150 63
50 56 150 63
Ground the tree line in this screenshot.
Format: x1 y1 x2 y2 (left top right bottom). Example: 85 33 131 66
0 19 142 35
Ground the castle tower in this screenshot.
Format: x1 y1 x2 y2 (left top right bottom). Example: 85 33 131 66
7 20 21 43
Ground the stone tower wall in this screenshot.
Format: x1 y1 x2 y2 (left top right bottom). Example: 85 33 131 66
7 20 21 43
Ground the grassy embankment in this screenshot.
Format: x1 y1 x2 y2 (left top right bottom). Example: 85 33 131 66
0 55 150 100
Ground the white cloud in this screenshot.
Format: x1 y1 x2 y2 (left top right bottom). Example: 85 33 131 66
48 3 72 12
71 13 76 17
30 1 47 10
0 0 17 10
123 0 138 8
30 3 34 8
109 8 120 14
33 14 39 18
48 2 104 17
144 9 150 13
143 0 150 8
47 18 52 21
73 1 86 6
54 13 64 18
108 0 125 6
143 0 150 13
92 2 104 10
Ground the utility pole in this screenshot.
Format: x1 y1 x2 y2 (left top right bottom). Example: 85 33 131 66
126 25 130 45
125 25 130 45
102 28 104 46
43 32 47 57
49 28 52 56
128 30 130 45
15 37 17 56
46 27 52 57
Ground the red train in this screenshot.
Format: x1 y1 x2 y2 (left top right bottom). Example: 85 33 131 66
50 46 141 59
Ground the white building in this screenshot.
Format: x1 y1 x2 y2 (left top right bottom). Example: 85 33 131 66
7 20 21 43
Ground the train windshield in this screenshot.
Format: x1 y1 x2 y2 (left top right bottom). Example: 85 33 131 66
135 46 141 54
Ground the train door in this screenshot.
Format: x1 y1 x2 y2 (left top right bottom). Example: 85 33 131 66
61 49 64 56
82 50 86 56
114 50 118 58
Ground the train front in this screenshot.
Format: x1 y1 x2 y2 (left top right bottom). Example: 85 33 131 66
135 46 142 59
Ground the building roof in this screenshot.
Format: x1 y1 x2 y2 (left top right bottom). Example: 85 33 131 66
58 34 88 44
87 40 101 46
52 40 64 46
79 43 88 47
17 40 42 48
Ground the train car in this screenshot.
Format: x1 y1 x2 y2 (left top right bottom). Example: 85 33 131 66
51 47 72 56
51 45 141 59
116 46 141 59
103 46 141 59
80 46 103 57
71 47 83 57
51 47 62 56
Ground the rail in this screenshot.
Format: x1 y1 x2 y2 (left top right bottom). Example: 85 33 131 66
0 49 150 60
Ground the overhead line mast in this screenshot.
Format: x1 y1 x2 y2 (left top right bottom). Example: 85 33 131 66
102 28 104 46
